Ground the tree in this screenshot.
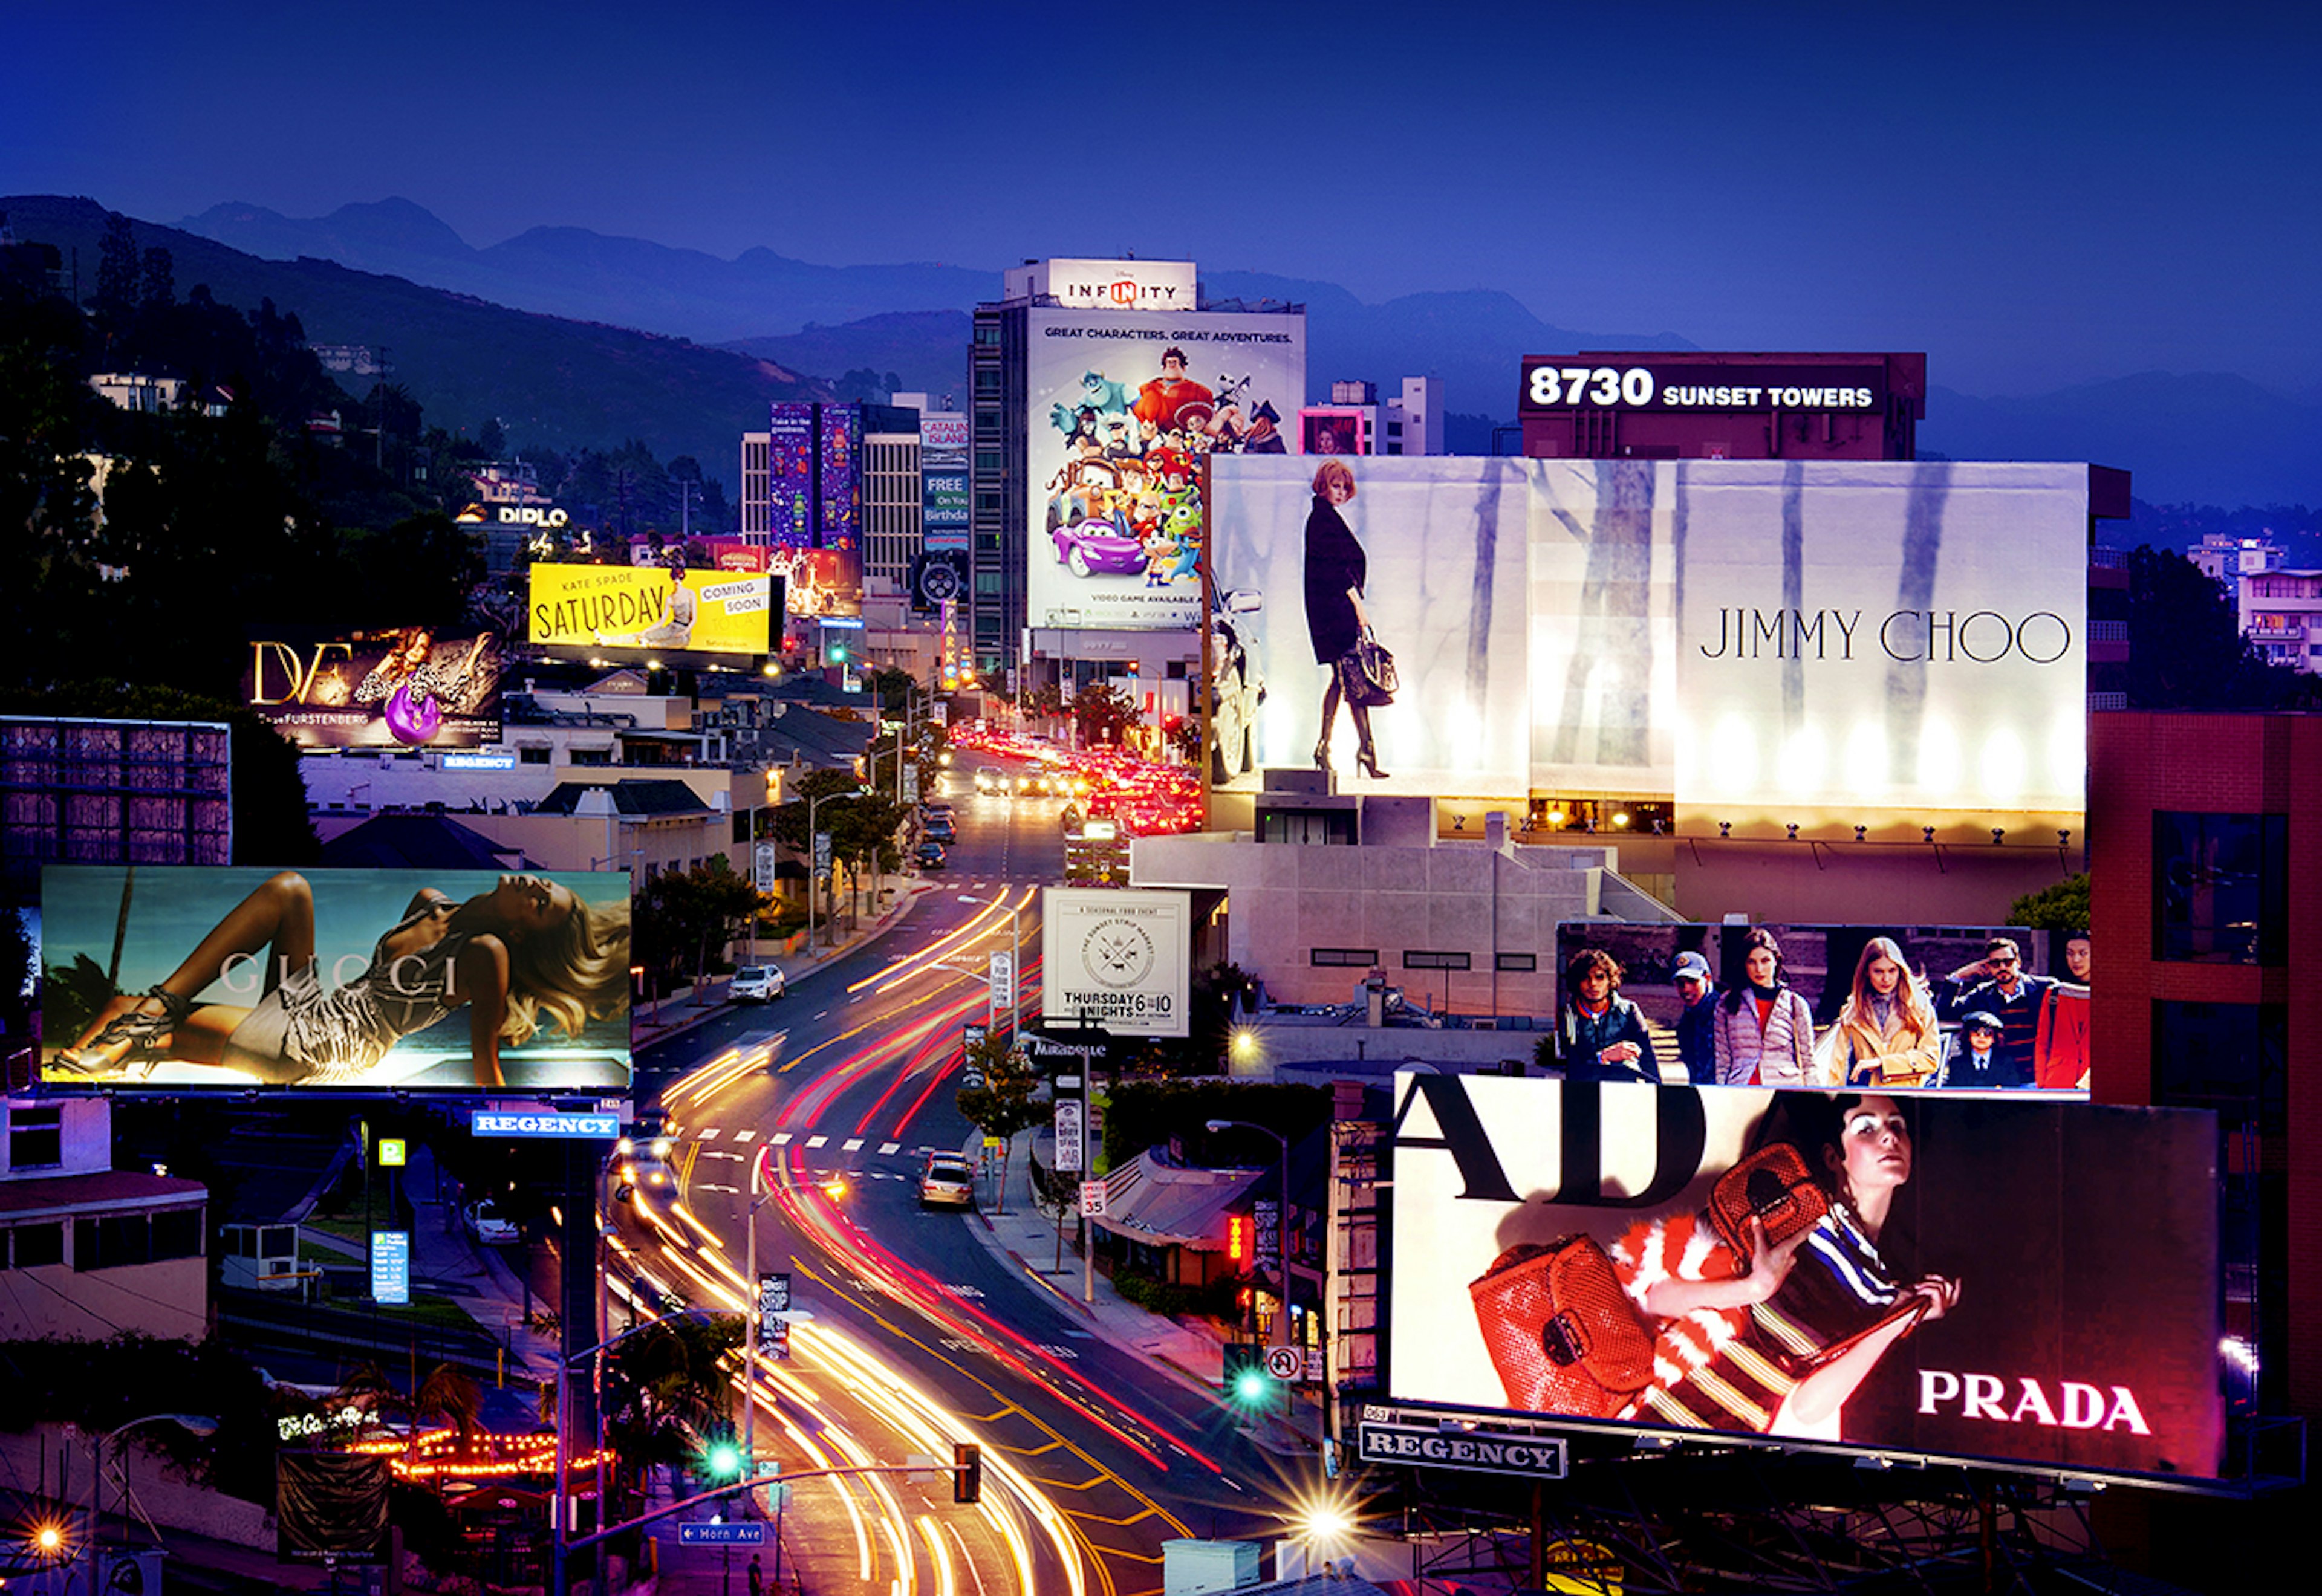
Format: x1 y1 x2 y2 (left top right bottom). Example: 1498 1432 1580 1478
94 211 138 316
635 859 765 993
2125 545 2303 709
600 1314 744 1502
955 1035 1049 1216
1164 715 1201 764
1072 682 1140 746
139 245 174 308
2008 873 2090 930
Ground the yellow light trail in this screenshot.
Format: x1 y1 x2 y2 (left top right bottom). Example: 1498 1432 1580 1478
862 885 1039 998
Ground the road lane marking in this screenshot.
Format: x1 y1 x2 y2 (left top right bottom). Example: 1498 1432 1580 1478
842 1138 864 1152
806 1135 828 1149
770 1132 792 1145
732 1129 756 1143
879 1143 901 1155
695 1127 721 1140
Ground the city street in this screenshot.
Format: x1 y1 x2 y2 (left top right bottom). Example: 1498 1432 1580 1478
617 767 1302 1596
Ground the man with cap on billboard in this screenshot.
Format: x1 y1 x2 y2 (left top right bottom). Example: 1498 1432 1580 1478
1935 937 2051 1087
1671 950 1717 1086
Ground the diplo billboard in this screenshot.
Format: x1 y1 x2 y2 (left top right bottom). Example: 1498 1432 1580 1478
1029 306 1304 631
528 563 776 655
1207 458 2087 836
1387 1074 2223 1482
40 866 633 1093
244 628 502 750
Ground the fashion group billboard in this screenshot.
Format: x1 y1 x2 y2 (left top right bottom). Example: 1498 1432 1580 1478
39 866 633 1092
528 563 777 655
1387 1074 2222 1482
1030 307 1305 632
1040 886 1191 1037
1550 923 2090 1092
1207 458 2088 835
244 628 502 749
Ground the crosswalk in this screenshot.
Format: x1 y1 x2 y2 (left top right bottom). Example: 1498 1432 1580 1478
678 1123 917 1166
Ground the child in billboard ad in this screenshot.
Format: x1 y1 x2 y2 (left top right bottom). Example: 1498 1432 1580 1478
1395 1074 2223 1481
43 867 632 1092
1552 923 2089 1094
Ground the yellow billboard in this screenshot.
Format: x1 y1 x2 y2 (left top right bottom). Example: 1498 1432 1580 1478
527 563 778 656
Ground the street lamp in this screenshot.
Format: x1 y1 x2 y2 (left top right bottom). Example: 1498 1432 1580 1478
1206 1118 1292 1351
805 784 865 948
86 1414 218 1578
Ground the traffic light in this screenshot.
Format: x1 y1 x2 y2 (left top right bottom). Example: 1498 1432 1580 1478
953 1441 982 1504
1223 1343 1273 1409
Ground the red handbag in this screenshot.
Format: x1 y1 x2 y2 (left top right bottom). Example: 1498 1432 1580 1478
1469 1238 1657 1418
1706 1144 1829 1264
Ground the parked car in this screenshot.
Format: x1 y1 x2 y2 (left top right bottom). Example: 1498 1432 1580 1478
463 1199 519 1246
916 841 948 871
919 1152 977 1209
924 816 957 843
730 965 785 1003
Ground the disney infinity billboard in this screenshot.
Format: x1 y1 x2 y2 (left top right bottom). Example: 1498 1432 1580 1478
1029 307 1304 632
1207 458 2087 837
1387 1074 2222 1482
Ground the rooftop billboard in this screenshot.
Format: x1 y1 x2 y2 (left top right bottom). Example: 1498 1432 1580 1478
1550 923 2090 1092
1208 458 2087 837
528 563 776 655
40 866 633 1093
1041 886 1191 1037
1387 1074 2222 1482
1030 307 1304 632
242 628 502 749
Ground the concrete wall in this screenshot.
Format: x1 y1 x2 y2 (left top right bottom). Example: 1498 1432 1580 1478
1 1095 112 1178
1673 835 2078 924
0 1256 207 1342
1132 834 1607 1013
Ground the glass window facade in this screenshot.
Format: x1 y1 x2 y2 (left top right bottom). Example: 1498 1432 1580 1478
2153 811 2288 964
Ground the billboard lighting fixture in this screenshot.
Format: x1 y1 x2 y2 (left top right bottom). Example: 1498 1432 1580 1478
2059 829 2072 846
1992 828 2006 845
1717 822 1731 838
1923 826 1937 843
1854 826 1868 842
1785 823 1800 840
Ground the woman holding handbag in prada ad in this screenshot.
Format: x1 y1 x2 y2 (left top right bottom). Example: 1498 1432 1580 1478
1303 458 1395 777
1604 1093 1960 1441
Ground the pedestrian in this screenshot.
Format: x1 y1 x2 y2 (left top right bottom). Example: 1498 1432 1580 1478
748 1551 764 1596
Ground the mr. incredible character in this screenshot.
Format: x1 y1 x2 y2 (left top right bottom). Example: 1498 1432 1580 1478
1132 347 1214 432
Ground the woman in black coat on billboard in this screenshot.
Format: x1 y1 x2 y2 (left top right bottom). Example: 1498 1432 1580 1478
1304 458 1387 777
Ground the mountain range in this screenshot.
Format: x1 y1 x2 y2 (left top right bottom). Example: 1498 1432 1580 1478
12 195 2314 506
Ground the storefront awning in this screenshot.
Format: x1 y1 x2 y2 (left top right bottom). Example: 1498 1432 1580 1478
1087 1149 1264 1251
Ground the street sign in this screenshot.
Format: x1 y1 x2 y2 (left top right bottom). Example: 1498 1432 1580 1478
1054 1099 1085 1174
813 831 834 877
1080 1176 1108 1218
989 952 1015 1012
470 1111 621 1140
753 843 777 894
1264 1345 1303 1381
376 1138 406 1168
757 1271 792 1358
676 1523 766 1547
903 765 920 804
369 1231 410 1305
1353 1422 1568 1480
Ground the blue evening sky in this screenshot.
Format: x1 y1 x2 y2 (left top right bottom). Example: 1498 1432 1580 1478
8 1 2316 396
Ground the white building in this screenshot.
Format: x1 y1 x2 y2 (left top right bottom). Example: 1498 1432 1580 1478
2240 568 2322 674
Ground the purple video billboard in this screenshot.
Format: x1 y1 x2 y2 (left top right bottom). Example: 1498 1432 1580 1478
1387 1074 2223 1482
819 404 860 551
768 402 816 549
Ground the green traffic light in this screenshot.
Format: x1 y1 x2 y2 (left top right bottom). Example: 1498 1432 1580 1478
707 1439 742 1478
1234 1369 1272 1404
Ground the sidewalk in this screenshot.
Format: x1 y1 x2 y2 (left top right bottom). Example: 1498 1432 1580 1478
963 1125 1324 1458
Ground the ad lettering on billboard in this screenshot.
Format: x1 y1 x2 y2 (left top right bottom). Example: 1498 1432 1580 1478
1207 458 2086 836
41 866 634 1093
1550 923 2091 1093
1388 1074 2222 1482
1030 307 1305 632
1520 359 1890 415
1041 887 1191 1037
528 563 776 655
244 628 503 750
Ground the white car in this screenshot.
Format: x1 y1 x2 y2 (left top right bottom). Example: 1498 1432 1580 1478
919 1153 977 1209
730 965 785 1003
463 1200 519 1246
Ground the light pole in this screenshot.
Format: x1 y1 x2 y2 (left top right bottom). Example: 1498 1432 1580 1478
86 1413 216 1584
1206 1119 1291 1349
805 784 864 948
